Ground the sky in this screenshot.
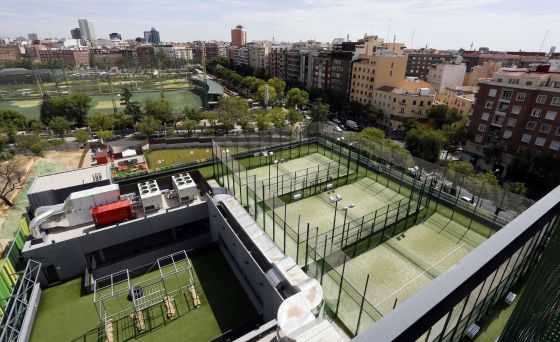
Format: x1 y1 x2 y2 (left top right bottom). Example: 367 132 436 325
1 0 559 51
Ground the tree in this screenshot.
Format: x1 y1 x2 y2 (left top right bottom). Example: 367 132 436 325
504 182 527 196
135 116 161 135
97 130 114 142
359 127 385 143
447 160 475 176
427 105 462 128
268 77 286 101
74 130 90 143
255 112 271 131
14 134 44 156
120 87 133 106
442 122 468 158
286 88 310 108
49 116 71 139
365 105 381 123
478 172 499 186
144 99 172 123
29 120 44 134
40 93 92 126
405 128 446 162
309 100 329 122
113 112 133 131
0 110 27 141
253 67 267 79
403 118 420 131
257 84 276 106
183 107 203 122
266 108 288 129
0 160 26 207
216 97 249 124
67 93 92 126
88 112 114 131
182 119 198 137
286 108 303 125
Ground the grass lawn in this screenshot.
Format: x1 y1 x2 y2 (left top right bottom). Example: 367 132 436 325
0 89 202 120
145 148 214 169
29 248 258 342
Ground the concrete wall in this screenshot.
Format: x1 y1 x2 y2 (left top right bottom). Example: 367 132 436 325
208 199 284 321
23 201 210 285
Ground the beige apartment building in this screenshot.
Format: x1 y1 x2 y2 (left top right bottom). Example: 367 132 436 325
372 78 435 129
440 86 476 117
463 61 502 86
350 54 407 104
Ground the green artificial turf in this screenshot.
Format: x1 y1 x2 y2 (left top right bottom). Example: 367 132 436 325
29 248 258 342
0 89 202 120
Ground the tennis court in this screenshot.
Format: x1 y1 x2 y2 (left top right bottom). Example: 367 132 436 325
283 176 407 235
336 212 487 315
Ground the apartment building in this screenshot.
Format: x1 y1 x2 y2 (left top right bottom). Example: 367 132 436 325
406 51 454 80
427 62 467 95
463 61 502 86
89 48 123 67
39 49 90 67
136 45 155 66
461 52 520 71
0 45 24 61
192 41 220 61
440 85 476 117
349 54 407 104
231 42 270 70
266 45 288 79
373 78 434 129
468 65 560 167
231 25 247 47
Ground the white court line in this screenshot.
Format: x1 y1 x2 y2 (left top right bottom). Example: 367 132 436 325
374 242 467 308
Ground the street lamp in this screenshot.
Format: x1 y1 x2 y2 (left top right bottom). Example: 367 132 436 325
341 204 356 247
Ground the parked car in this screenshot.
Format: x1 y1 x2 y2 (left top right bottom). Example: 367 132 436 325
332 117 341 124
335 126 343 132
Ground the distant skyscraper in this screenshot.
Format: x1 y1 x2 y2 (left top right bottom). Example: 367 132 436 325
231 25 246 47
28 33 39 41
143 27 160 45
78 19 96 41
70 28 81 40
109 33 122 40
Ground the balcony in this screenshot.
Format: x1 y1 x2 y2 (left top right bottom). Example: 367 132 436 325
491 115 505 127
496 103 509 114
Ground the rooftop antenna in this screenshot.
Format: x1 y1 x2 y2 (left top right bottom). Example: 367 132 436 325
410 27 415 50
539 30 549 52
346 33 349 42
386 19 392 42
470 42 474 51
393 34 396 53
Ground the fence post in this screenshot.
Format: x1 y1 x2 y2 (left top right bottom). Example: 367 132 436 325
304 223 310 270
320 235 328 285
283 203 287 253
334 255 348 317
296 219 301 266
355 274 370 336
272 196 276 243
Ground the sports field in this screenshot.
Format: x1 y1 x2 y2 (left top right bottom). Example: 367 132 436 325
29 249 257 342
241 152 352 200
0 89 202 120
334 213 486 316
283 176 406 235
146 147 214 169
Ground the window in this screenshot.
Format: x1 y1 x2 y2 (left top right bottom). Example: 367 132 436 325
475 135 483 143
497 78 503 82
535 137 546 146
485 100 494 109
516 92 526 101
481 112 490 121
511 106 521 115
478 124 486 132
552 97 560 106
488 88 497 97
557 127 560 137
526 121 537 130
526 81 533 86
545 111 557 120
501 90 513 100
536 95 547 104
541 124 552 134
521 133 532 143
507 118 517 127
503 130 513 139
531 108 542 117
550 140 560 151
508 78 520 84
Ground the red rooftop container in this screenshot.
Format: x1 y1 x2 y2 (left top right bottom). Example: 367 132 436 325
91 199 134 227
